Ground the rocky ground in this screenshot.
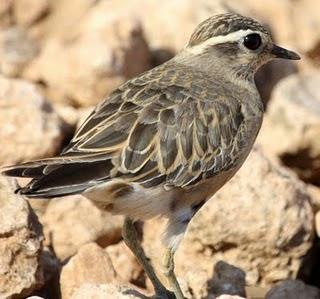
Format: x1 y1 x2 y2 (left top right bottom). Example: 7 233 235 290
1 0 320 298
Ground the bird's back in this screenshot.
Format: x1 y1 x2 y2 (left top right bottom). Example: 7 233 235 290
2 59 262 209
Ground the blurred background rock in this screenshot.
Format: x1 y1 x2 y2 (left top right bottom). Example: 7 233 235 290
1 0 320 298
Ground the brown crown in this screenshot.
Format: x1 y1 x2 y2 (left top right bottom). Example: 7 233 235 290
188 13 269 47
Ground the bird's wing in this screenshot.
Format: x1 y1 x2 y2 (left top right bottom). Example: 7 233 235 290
2 65 246 196
118 85 246 189
63 74 246 189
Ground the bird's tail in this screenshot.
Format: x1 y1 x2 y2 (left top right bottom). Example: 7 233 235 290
1 154 113 198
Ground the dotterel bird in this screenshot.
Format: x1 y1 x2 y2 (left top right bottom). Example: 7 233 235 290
2 13 300 299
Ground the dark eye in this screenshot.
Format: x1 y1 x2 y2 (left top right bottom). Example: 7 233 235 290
243 33 262 50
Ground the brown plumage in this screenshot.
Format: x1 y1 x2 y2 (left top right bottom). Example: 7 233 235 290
2 13 300 299
3 61 248 197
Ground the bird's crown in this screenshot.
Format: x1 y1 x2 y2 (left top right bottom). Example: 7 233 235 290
188 13 269 47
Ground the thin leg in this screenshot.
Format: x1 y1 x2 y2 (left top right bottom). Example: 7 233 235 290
162 248 185 299
122 217 175 298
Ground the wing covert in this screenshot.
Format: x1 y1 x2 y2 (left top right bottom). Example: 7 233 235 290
61 66 245 189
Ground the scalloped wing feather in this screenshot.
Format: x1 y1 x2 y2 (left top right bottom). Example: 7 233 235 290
2 63 245 197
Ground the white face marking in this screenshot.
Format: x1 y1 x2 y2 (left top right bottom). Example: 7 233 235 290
186 29 258 55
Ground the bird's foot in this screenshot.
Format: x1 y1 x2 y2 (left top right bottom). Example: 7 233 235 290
152 289 177 299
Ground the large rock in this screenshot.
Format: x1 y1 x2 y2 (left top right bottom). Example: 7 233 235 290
106 241 145 288
257 71 320 185
42 196 123 260
265 280 320 299
0 0 50 29
0 27 39 77
60 243 118 299
26 1 151 107
0 176 44 298
0 75 66 166
179 147 313 286
132 0 228 52
144 147 314 296
13 0 50 27
0 1 13 28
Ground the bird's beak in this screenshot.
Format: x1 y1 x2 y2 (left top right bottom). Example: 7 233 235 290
271 44 301 60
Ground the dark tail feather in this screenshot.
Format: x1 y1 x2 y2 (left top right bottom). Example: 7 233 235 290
2 157 113 198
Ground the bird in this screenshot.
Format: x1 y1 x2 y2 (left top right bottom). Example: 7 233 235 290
2 13 300 299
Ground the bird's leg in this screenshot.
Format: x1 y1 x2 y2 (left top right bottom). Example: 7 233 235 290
162 247 185 299
122 217 175 299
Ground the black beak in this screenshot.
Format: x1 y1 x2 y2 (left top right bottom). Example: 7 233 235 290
271 44 301 60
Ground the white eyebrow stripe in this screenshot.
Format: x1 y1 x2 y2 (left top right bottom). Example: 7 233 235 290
186 29 257 55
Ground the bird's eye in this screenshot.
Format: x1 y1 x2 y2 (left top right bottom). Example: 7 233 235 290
243 33 262 50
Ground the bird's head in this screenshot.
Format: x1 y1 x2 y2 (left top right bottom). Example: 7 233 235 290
180 13 300 80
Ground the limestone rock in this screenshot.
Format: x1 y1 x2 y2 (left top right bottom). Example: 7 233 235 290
133 0 228 52
144 147 314 294
257 71 320 185
179 147 313 286
306 184 320 213
53 104 93 129
265 280 320 299
0 75 65 166
0 0 50 29
13 0 50 27
184 147 313 286
70 283 148 299
60 243 118 299
26 1 151 107
42 196 123 260
106 241 145 288
0 176 44 298
0 0 13 28
0 27 39 77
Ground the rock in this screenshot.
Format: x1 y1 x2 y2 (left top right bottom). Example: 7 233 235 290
0 75 65 166
106 241 145 288
144 147 314 293
254 60 297 105
0 27 39 77
26 297 45 299
208 261 246 297
13 0 50 27
257 71 320 185
0 0 50 29
53 104 93 129
134 0 228 52
0 176 44 298
265 280 320 299
179 147 313 286
42 195 123 260
60 243 118 299
306 184 320 213
0 1 13 28
70 283 149 299
26 1 151 106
